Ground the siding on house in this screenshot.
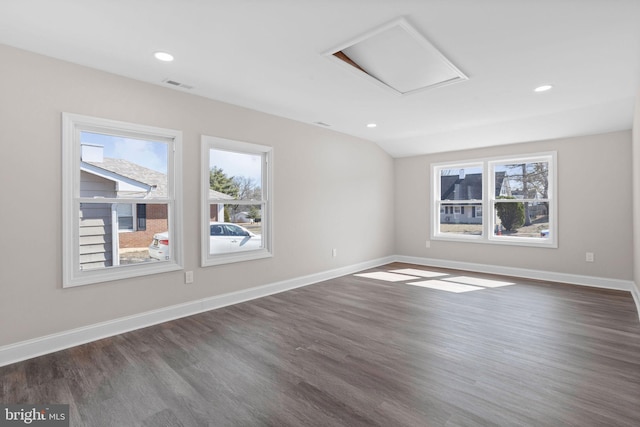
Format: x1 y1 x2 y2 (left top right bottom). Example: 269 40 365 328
79 172 115 269
79 203 113 269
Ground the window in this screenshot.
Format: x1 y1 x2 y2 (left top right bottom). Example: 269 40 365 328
116 204 135 231
432 152 557 247
136 204 147 231
62 113 183 287
201 135 272 266
434 164 484 238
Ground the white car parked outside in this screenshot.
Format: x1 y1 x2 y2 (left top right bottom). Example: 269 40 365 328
149 222 261 260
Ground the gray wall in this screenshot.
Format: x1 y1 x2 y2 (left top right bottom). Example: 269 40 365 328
0 44 395 346
395 131 634 281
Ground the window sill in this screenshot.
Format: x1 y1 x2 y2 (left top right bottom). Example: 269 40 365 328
64 260 183 288
432 234 557 248
202 249 272 267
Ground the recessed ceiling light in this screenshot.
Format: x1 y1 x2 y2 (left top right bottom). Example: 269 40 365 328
367 123 377 128
154 51 174 62
534 84 553 92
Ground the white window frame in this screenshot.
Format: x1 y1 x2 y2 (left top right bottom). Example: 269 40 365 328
488 152 557 247
201 135 273 266
432 161 484 243
62 113 183 287
431 152 557 248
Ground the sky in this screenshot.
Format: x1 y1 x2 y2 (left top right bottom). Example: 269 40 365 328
81 132 262 183
210 149 262 184
81 131 168 174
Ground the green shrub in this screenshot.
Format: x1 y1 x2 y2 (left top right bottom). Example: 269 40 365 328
495 196 525 231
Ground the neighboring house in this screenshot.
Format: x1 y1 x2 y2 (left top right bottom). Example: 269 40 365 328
79 144 232 270
440 172 508 224
510 188 548 218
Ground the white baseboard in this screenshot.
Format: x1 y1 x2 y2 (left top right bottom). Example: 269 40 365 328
0 256 394 367
631 285 640 321
2 254 638 367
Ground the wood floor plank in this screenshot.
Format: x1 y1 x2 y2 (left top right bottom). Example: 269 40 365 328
1 262 639 426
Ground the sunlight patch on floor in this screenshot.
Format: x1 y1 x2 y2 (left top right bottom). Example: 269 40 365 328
389 268 448 278
354 268 517 293
407 280 483 293
443 276 515 288
354 272 418 282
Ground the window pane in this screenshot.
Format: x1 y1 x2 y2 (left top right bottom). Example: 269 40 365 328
494 161 550 239
80 131 168 199
494 161 549 199
80 203 169 270
438 202 483 235
202 135 272 266
64 113 183 287
78 131 172 267
209 203 264 255
437 164 483 237
494 200 549 238
209 149 262 201
440 166 483 201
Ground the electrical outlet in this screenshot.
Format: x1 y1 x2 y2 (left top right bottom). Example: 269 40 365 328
425 240 431 248
332 248 337 257
585 252 595 263
185 271 194 284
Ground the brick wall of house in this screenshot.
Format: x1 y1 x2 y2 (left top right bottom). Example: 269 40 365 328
210 204 220 221
119 204 168 249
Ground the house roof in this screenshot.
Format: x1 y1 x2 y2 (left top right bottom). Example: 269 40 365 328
84 158 233 200
85 158 168 198
441 172 506 200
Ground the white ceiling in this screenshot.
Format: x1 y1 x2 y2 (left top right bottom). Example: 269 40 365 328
2 0 639 157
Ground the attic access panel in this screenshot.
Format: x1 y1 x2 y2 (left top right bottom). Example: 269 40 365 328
326 18 468 95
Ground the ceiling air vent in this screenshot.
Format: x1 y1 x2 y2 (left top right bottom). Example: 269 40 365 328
325 18 468 96
162 78 193 90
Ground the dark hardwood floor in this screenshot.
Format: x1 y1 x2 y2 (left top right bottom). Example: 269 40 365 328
2 263 640 426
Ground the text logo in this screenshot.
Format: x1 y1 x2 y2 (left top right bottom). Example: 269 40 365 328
1 405 69 426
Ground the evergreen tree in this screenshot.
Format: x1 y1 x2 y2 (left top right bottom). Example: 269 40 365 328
495 196 525 231
210 167 238 198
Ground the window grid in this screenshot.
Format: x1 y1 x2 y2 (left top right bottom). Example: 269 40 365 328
432 152 557 247
62 113 183 287
201 135 273 267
